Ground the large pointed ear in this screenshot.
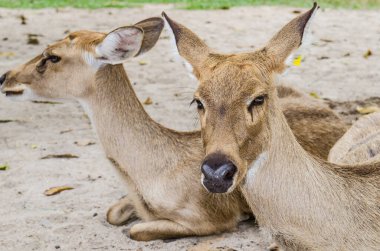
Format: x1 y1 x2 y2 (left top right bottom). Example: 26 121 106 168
134 17 165 56
162 12 210 78
264 2 319 73
96 26 144 64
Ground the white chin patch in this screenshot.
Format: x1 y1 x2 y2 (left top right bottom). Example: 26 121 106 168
245 151 268 186
4 86 62 103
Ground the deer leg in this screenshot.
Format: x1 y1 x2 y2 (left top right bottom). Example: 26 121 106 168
129 220 195 241
268 242 284 251
107 195 137 226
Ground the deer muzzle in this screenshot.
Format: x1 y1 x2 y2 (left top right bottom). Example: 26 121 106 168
201 152 237 193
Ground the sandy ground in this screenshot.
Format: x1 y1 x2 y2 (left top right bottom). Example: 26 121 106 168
0 4 379 251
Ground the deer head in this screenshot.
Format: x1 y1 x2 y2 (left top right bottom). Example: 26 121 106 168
164 3 318 193
0 17 164 101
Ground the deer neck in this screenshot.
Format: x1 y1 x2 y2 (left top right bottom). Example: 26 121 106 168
241 94 354 245
80 64 190 180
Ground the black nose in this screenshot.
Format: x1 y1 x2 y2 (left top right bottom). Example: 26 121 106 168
201 153 237 193
0 73 6 86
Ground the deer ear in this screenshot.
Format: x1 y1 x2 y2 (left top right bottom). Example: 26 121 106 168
162 12 210 79
134 17 164 56
96 26 144 64
264 2 319 73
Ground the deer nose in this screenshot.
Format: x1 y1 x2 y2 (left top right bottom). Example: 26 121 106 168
201 153 237 193
0 73 6 86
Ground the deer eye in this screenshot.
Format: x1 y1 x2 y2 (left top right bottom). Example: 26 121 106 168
191 98 204 110
48 55 61 63
248 95 266 111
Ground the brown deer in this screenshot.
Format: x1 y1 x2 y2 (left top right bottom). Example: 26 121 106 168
329 112 380 164
164 3 380 250
1 15 345 242
0 17 250 241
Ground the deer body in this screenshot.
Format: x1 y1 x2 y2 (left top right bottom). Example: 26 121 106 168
1 15 349 242
242 99 380 250
329 112 380 164
163 3 380 249
85 64 247 236
0 18 250 240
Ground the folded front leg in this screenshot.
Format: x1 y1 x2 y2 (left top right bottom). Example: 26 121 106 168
107 195 137 226
129 220 195 241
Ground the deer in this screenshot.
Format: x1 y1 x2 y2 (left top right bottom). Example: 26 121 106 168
163 3 380 250
329 112 380 164
0 15 346 242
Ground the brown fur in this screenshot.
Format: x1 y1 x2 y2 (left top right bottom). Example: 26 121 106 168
164 4 380 250
329 112 380 164
0 17 251 241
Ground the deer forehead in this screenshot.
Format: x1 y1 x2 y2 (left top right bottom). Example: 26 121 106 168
43 31 105 57
197 68 268 105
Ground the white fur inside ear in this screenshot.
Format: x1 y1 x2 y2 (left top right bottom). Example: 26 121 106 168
96 27 143 65
164 17 197 81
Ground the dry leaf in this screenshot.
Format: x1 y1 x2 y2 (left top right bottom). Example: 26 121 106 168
44 186 73 196
292 10 301 14
41 154 79 159
0 51 15 57
363 49 372 59
0 164 9 171
320 38 334 43
60 129 73 134
32 100 62 104
19 15 27 25
356 105 380 114
138 60 148 66
293 55 302 66
27 34 39 45
0 119 15 123
143 97 153 105
74 140 95 146
309 92 320 99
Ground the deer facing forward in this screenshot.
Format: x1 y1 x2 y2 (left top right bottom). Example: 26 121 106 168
164 3 380 250
2 14 347 243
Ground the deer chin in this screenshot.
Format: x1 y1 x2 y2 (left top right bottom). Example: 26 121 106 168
2 84 61 103
1 83 27 101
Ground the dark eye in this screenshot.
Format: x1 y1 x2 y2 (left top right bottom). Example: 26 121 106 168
248 95 266 111
49 55 61 63
191 99 204 110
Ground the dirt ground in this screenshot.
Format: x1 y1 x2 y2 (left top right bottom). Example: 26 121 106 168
0 4 379 251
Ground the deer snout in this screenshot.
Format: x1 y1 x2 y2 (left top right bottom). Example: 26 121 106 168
201 153 237 193
0 73 6 86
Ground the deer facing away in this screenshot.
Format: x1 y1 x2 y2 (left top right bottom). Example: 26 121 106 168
164 3 380 250
2 15 346 242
